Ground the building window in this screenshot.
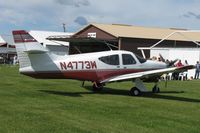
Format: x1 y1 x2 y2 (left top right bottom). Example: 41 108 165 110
87 32 96 38
99 54 119 65
122 54 136 65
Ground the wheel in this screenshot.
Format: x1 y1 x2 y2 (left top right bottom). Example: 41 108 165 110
92 83 103 91
130 87 141 96
152 85 160 93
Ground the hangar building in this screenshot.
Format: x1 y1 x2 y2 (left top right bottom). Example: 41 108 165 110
0 35 16 64
67 23 200 57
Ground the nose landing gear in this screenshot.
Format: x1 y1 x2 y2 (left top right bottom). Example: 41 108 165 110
152 85 160 93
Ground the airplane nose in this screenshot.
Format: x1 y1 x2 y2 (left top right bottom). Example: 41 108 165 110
146 60 167 69
157 62 168 68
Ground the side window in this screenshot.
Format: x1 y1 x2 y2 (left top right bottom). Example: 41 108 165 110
122 54 136 65
99 54 119 65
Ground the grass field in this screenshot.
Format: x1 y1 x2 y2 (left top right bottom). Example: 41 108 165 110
0 65 200 133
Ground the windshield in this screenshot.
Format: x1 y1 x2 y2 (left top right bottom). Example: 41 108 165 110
122 54 136 65
135 54 146 63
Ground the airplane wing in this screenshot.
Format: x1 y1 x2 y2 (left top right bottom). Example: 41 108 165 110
101 65 194 83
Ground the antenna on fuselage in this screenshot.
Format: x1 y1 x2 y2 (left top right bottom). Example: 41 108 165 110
104 41 118 51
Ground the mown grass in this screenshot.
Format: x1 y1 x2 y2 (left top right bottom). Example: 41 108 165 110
0 65 199 133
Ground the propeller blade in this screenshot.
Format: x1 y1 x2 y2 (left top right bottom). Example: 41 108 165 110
168 59 179 67
159 53 165 62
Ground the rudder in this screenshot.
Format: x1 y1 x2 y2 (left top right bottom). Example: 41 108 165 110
12 30 47 68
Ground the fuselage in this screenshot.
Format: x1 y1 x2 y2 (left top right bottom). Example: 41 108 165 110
20 50 167 82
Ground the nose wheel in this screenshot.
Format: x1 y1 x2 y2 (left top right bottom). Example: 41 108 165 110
152 85 160 93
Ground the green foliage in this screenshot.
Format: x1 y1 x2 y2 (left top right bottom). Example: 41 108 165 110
0 65 199 133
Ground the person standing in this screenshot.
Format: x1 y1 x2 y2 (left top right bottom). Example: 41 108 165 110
13 55 18 65
175 60 183 80
194 61 200 79
183 60 188 80
175 60 183 67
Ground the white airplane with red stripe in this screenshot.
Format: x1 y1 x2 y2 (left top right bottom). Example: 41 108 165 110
12 30 194 96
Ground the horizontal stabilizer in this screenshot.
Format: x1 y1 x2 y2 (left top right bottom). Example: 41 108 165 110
23 42 48 54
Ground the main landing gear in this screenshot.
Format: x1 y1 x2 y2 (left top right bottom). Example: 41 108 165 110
92 82 103 91
130 78 160 96
81 81 104 91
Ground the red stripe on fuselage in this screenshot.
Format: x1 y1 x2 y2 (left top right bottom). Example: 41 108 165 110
21 69 151 82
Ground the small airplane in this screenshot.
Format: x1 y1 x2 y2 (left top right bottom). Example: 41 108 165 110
12 30 194 96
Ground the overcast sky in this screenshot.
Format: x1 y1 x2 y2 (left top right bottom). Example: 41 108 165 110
1 0 200 36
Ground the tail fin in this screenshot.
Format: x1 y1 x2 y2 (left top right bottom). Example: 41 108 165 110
12 30 48 68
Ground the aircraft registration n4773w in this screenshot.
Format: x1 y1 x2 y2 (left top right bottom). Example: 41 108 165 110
12 30 194 96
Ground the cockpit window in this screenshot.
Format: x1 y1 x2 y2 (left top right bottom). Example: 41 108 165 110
135 54 147 63
122 54 136 65
99 54 119 65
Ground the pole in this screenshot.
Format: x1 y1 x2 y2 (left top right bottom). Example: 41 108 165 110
63 23 66 32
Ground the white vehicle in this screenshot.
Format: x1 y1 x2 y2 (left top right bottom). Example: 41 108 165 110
12 30 194 96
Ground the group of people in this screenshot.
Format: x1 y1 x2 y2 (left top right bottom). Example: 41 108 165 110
0 54 18 65
172 60 188 80
151 55 200 80
169 60 200 80
171 60 200 80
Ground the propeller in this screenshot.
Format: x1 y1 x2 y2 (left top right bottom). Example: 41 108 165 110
168 59 179 67
158 53 165 62
158 53 178 67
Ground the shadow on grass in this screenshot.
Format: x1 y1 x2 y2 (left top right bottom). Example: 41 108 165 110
39 86 200 103
39 90 84 97
141 93 200 103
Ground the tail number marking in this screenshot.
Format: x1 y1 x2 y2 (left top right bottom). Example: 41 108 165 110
60 61 97 70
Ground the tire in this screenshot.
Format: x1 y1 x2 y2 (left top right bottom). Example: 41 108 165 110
92 83 103 91
152 86 160 93
130 87 141 96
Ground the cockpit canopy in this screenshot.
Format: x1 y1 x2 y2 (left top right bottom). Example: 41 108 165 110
135 54 146 63
98 53 146 66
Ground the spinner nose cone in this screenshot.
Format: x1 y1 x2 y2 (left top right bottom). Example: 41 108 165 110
147 60 168 69
157 61 168 68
